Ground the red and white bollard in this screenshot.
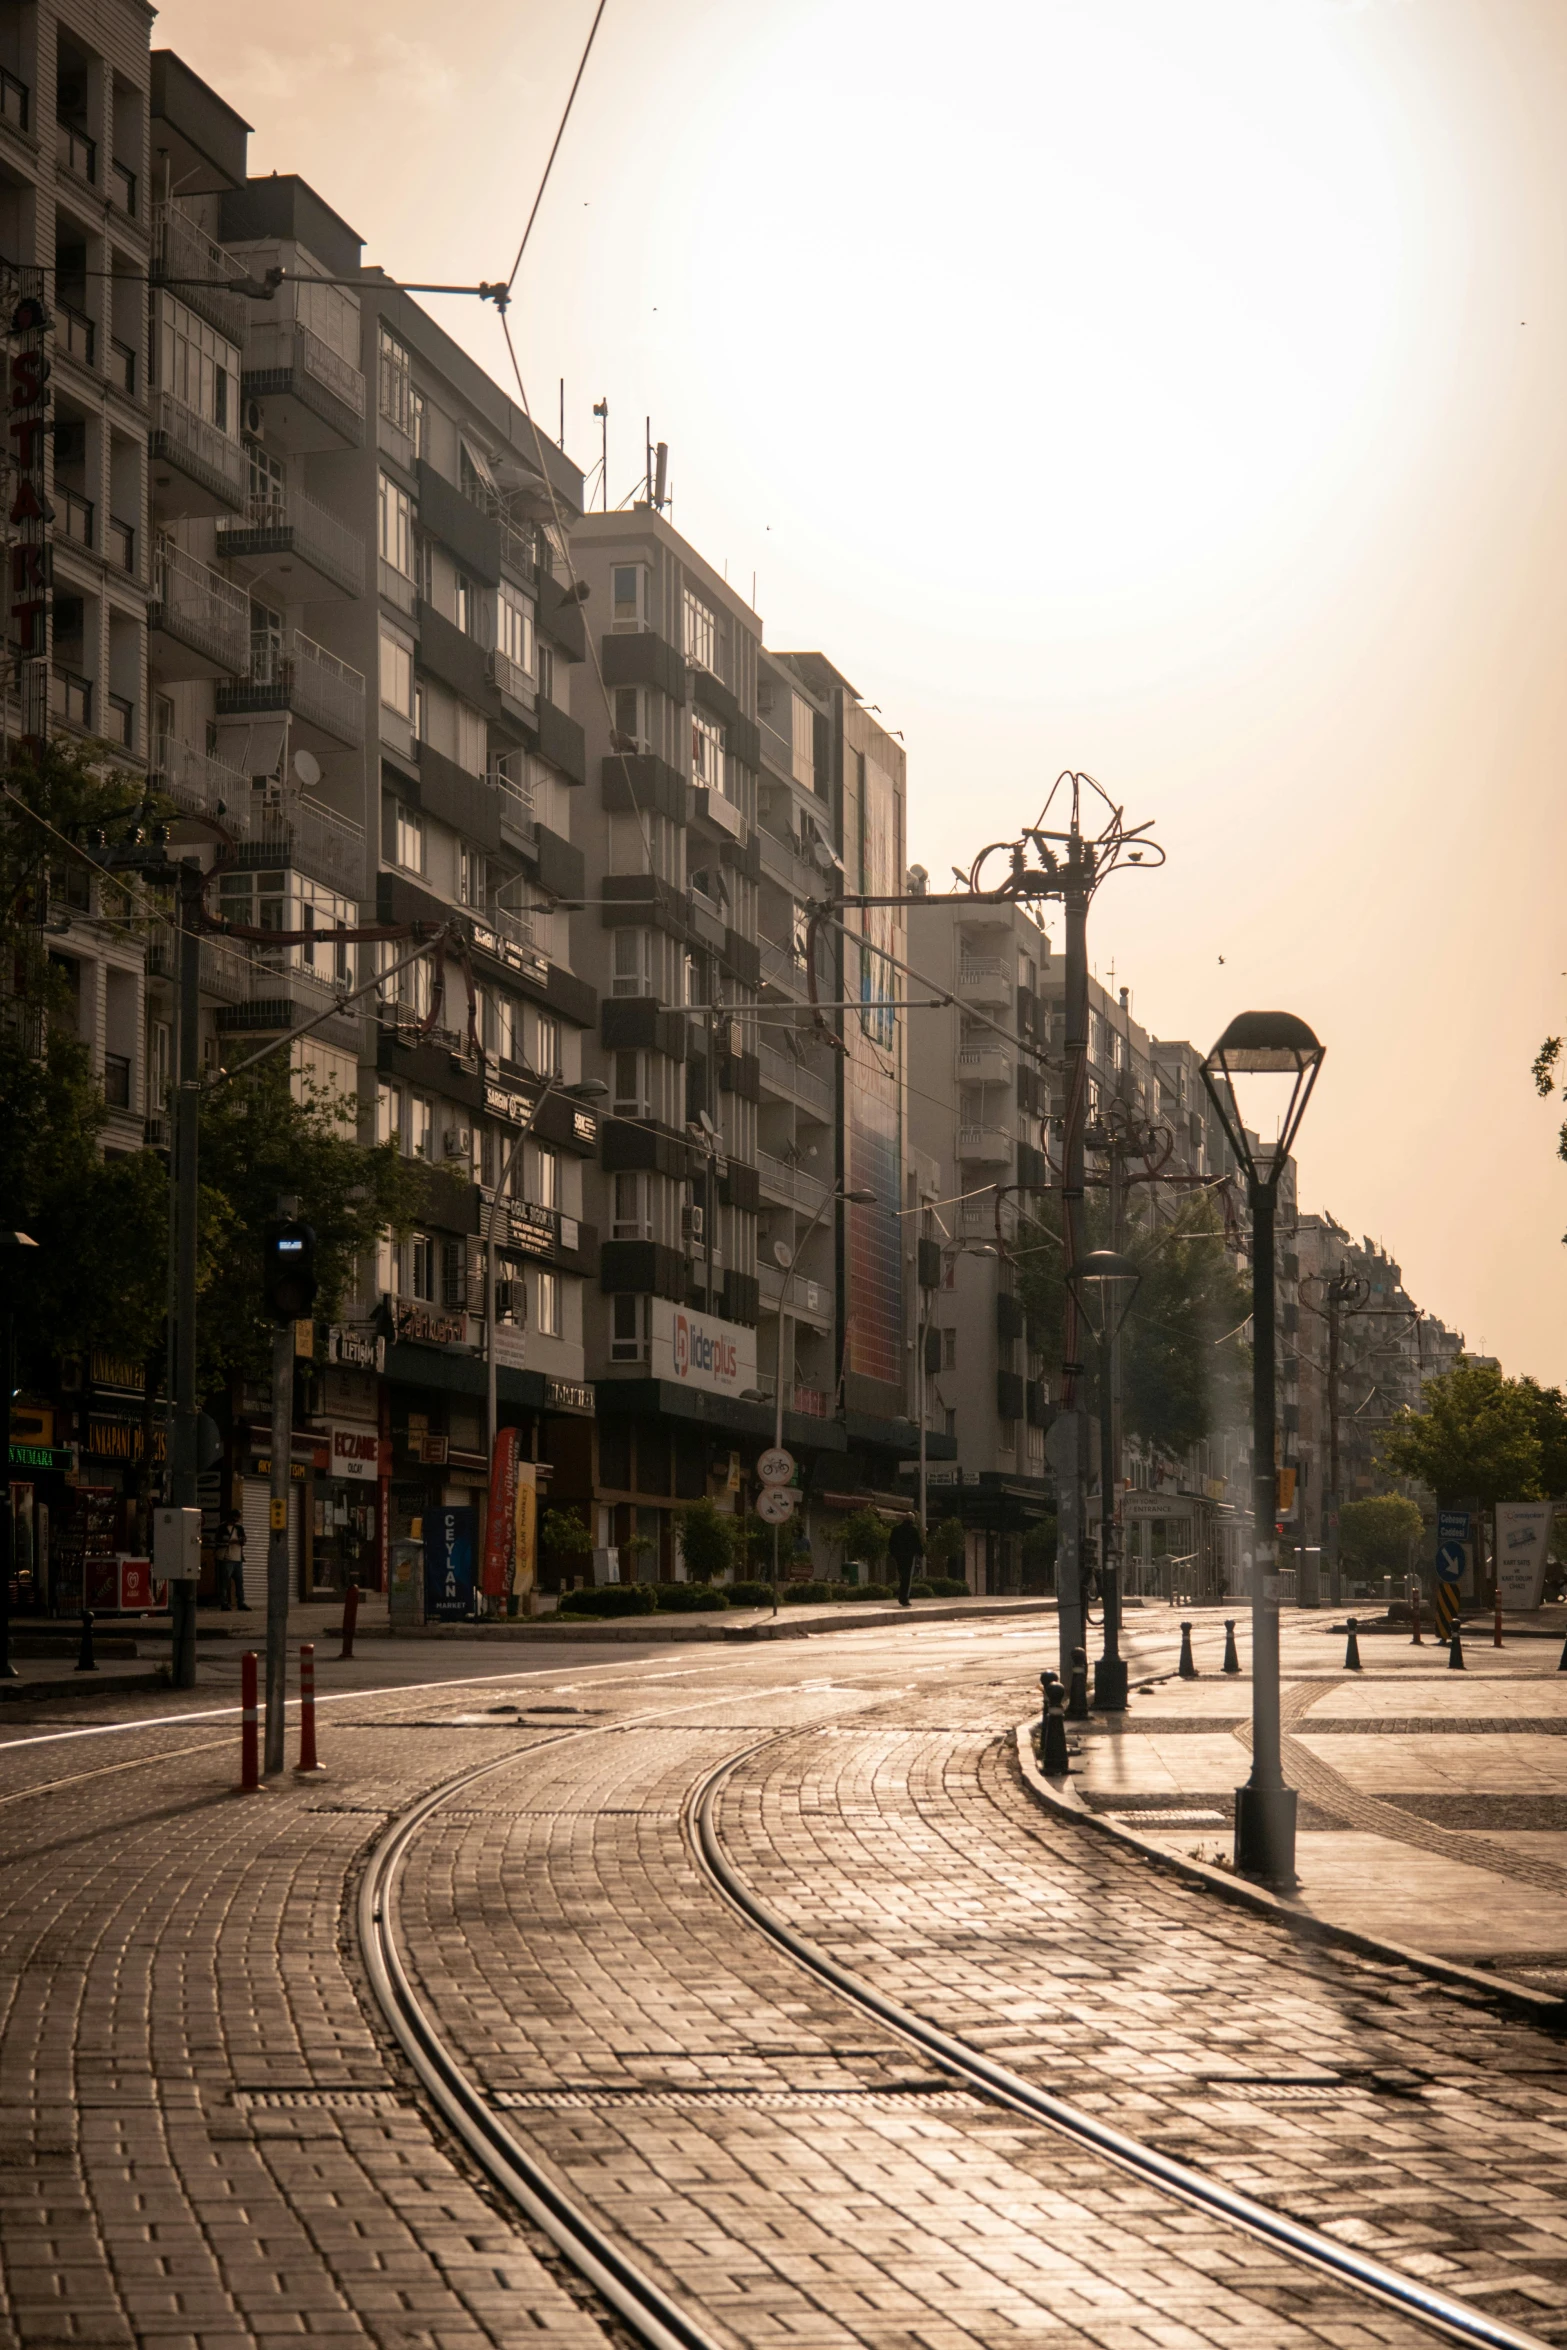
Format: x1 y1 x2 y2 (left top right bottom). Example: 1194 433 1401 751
337 1579 360 1662
295 1641 326 1776
237 1650 260 1793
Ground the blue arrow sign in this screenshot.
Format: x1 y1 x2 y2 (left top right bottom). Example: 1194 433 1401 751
1436 1540 1467 1584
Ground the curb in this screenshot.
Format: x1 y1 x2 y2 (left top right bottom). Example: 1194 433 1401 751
0 1669 168 1705
1010 1721 1566 2020
382 1597 1060 1643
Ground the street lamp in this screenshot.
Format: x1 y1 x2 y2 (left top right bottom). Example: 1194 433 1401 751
769 1184 876 1613
484 1076 607 1592
1200 1009 1324 1889
1066 1247 1140 1712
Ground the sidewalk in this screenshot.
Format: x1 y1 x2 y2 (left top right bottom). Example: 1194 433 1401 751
1062 1605 1567 1995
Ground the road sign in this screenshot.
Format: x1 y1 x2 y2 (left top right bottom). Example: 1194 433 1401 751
755 1486 798 1523
1435 1540 1467 1584
756 1446 795 1488
1437 1508 1472 1546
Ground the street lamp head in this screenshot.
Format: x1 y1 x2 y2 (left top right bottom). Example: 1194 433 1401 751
841 1187 877 1205
565 1078 608 1102
1066 1248 1141 1344
1200 1010 1323 1191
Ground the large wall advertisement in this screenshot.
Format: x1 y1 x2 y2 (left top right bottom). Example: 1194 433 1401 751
842 722 906 1410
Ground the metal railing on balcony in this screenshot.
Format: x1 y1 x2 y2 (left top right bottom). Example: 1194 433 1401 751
58 301 94 366
151 203 248 342
958 1126 1013 1164
757 1150 829 1211
107 515 135 574
58 119 95 182
250 794 365 894
956 1046 1013 1083
149 388 246 505
59 486 93 549
150 539 250 673
245 319 366 423
487 645 531 703
106 692 134 749
0 67 29 133
759 938 808 997
109 337 136 396
492 765 536 842
109 155 135 214
757 1041 832 1119
153 734 251 832
217 487 366 596
289 629 365 745
957 958 1011 996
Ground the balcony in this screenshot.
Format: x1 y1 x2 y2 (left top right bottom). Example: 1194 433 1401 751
956 1045 1012 1086
757 1149 829 1212
243 318 366 451
50 667 91 730
149 388 247 515
487 644 533 712
57 301 94 369
109 337 136 397
107 515 136 576
958 1125 1013 1166
149 540 250 679
109 156 136 215
58 119 95 184
216 629 365 751
105 692 134 750
0 67 29 135
216 487 366 598
492 765 536 850
58 486 93 551
956 958 1011 1007
759 938 808 999
153 734 251 833
757 1041 832 1120
151 202 249 343
756 1260 832 1328
247 794 365 895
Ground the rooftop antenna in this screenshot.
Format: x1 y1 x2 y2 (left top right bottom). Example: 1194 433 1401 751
653 441 668 510
645 414 651 505
592 397 607 511
559 377 564 450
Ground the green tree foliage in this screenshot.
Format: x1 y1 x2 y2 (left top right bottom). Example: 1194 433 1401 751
926 1515 966 1572
1532 1037 1567 1239
1379 1360 1544 1506
1338 1493 1425 1574
676 1495 740 1582
1519 1378 1567 1497
540 1507 593 1564
829 1505 890 1572
0 736 149 1003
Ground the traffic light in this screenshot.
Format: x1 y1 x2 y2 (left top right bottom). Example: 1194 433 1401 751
263 1220 317 1322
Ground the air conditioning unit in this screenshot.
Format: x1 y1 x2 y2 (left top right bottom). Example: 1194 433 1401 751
682 1203 704 1245
245 399 264 435
493 1279 517 1319
442 1128 471 1160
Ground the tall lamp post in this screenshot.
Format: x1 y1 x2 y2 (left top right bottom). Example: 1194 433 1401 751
769 1183 876 1613
1 1231 38 1678
1066 1247 1140 1712
1200 1010 1324 1889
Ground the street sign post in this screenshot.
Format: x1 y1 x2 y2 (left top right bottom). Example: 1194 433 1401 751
757 1447 795 1488
755 1487 797 1525
1433 1509 1471 1639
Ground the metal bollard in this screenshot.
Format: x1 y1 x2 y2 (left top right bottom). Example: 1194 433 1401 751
1557 1633 1567 1673
1410 1589 1422 1645
1067 1645 1090 1720
1448 1626 1466 1672
1222 1619 1241 1676
1038 1669 1057 1752
1344 1617 1362 1673
295 1641 326 1776
75 1606 97 1673
237 1650 260 1791
337 1579 360 1662
1178 1620 1199 1680
1042 1680 1071 1777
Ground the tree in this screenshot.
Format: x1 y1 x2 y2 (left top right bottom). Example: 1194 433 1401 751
926 1515 966 1573
1379 1360 1543 1506
1519 1378 1567 1498
829 1506 889 1575
540 1508 593 1577
676 1496 739 1584
1338 1494 1425 1575
1532 1037 1567 1241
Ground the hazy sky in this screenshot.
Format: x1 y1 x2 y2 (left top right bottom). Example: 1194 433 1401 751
158 0 1567 1382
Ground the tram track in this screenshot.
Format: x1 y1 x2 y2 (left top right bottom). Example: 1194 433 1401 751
356 1705 1556 2350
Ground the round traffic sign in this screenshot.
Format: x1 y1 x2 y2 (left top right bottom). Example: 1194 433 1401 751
1436 1540 1466 1583
756 1446 795 1488
755 1486 798 1523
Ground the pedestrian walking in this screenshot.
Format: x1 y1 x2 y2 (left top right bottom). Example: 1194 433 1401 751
888 1514 924 1608
216 1511 249 1612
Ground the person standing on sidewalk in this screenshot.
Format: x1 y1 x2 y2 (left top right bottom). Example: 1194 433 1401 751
216 1512 249 1611
889 1514 925 1608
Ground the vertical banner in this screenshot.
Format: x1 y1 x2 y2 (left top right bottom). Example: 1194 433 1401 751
511 1463 538 1610
425 1506 476 1621
482 1426 521 1598
1494 1503 1553 1611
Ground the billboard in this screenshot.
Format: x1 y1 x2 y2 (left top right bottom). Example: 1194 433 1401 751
1494 1502 1554 1611
649 1299 757 1398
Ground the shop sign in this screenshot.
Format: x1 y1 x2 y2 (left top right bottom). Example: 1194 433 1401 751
485 1080 538 1127
572 1107 597 1147
329 1424 379 1482
493 1324 527 1369
90 1352 145 1396
425 1504 476 1620
391 1296 467 1348
507 1204 556 1258
1495 1502 1554 1611
649 1299 756 1399
86 1416 166 1464
470 920 548 986
10 1442 72 1472
414 1434 448 1465
546 1377 595 1415
328 1325 386 1373
11 1402 52 1445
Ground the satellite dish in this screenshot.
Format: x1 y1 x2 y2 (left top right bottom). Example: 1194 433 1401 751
772 1242 792 1270
293 748 322 790
697 1110 716 1137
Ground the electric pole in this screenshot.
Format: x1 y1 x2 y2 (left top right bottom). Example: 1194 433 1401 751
165 862 203 1689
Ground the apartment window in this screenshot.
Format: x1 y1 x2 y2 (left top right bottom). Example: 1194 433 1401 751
250 597 284 684
535 1268 562 1338
392 799 423 876
611 686 642 750
534 1011 561 1079
147 1019 170 1112
380 624 415 721
409 1092 434 1160
691 708 724 794
455 700 486 777
479 1124 502 1190
612 565 646 625
944 1407 957 1439
411 388 425 459
155 296 237 434
682 585 717 673
376 1081 402 1147
247 439 284 512
613 1172 650 1240
458 844 485 907
408 1232 435 1301
613 1050 647 1117
498 582 534 674
440 1238 467 1312
379 325 412 434
533 1145 559 1212
791 692 814 790
378 473 414 577
942 1328 956 1370
414 680 426 743
611 927 653 997
537 642 554 703
611 1293 647 1363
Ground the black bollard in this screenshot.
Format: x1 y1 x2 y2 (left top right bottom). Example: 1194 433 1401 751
1558 1633 1567 1673
1042 1680 1071 1776
1067 1645 1090 1720
1222 1619 1241 1676
1178 1620 1199 1680
75 1606 97 1673
1344 1617 1363 1672
1448 1625 1465 1671
1038 1670 1058 1751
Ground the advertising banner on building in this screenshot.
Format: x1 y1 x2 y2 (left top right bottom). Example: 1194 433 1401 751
649 1299 757 1398
1494 1502 1554 1611
426 1506 476 1620
482 1428 521 1599
329 1424 379 1482
511 1462 538 1609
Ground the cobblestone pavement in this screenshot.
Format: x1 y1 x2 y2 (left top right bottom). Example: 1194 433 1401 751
2 1616 1564 2350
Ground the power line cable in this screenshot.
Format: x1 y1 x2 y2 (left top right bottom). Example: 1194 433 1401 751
507 1 609 292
